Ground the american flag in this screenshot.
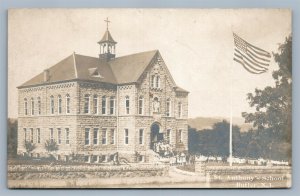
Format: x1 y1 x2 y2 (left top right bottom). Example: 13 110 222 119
233 33 271 74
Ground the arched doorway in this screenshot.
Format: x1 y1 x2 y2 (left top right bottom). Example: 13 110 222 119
150 123 164 150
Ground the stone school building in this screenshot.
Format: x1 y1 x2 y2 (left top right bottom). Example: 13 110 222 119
17 25 189 163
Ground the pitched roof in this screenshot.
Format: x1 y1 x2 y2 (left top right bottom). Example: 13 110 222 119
98 30 117 44
109 50 158 84
175 86 189 93
19 50 159 88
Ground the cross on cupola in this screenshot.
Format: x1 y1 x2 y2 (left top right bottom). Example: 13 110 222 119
98 17 117 61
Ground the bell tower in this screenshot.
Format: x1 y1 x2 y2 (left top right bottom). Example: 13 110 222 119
98 18 117 61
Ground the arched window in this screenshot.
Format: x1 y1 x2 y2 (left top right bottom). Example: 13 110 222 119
24 98 28 115
37 97 41 115
125 96 130 115
153 97 160 113
138 96 144 115
93 95 98 114
66 94 70 114
102 96 106 114
84 94 90 114
58 95 62 114
50 96 54 114
156 76 160 88
166 98 171 117
178 102 182 118
31 98 34 115
110 96 115 115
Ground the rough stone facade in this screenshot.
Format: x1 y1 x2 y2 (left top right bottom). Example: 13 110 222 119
17 36 189 163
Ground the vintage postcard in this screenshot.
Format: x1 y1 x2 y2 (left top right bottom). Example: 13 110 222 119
7 9 292 188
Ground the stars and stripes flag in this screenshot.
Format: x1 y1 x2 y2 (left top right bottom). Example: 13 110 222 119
233 33 271 74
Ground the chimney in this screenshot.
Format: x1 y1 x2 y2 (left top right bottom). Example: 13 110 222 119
44 69 49 82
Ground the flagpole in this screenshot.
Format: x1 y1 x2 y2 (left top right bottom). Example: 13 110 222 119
229 64 233 167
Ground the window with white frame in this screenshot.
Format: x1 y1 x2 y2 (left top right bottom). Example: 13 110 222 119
93 128 98 145
65 128 70 144
151 75 155 88
178 102 182 118
102 96 106 114
85 128 90 145
31 98 34 115
58 95 62 114
102 129 107 145
125 96 130 115
110 97 115 115
166 99 171 117
166 129 171 144
139 129 144 145
156 76 160 88
93 95 98 114
30 128 34 143
37 97 41 115
124 129 129 144
24 98 28 115
138 96 144 115
110 129 115 144
178 129 183 143
50 128 54 142
37 128 41 144
57 128 62 144
84 94 90 114
66 94 70 114
50 96 54 114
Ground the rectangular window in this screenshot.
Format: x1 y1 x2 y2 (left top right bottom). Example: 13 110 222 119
66 95 70 114
138 98 143 115
178 102 182 118
124 129 129 144
38 98 41 115
102 97 106 114
93 96 98 114
125 97 130 115
110 97 115 115
50 128 54 142
110 129 115 144
24 128 27 141
57 128 62 144
166 129 171 144
102 129 107 145
31 99 34 115
166 100 171 117
84 95 90 114
50 96 54 114
24 99 28 115
37 128 41 144
139 129 144 145
93 128 98 145
178 129 183 143
151 75 155 88
30 128 34 143
85 128 90 145
58 97 62 114
65 128 70 144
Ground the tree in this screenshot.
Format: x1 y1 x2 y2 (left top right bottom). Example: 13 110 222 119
242 35 292 160
7 118 18 158
24 140 36 154
44 140 59 153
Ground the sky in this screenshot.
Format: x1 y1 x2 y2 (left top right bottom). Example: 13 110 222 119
8 9 291 119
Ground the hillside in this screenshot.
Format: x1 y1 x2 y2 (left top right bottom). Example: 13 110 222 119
188 117 253 132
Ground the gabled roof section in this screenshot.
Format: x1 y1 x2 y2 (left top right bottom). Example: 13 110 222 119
109 50 158 84
98 30 117 44
19 50 160 88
